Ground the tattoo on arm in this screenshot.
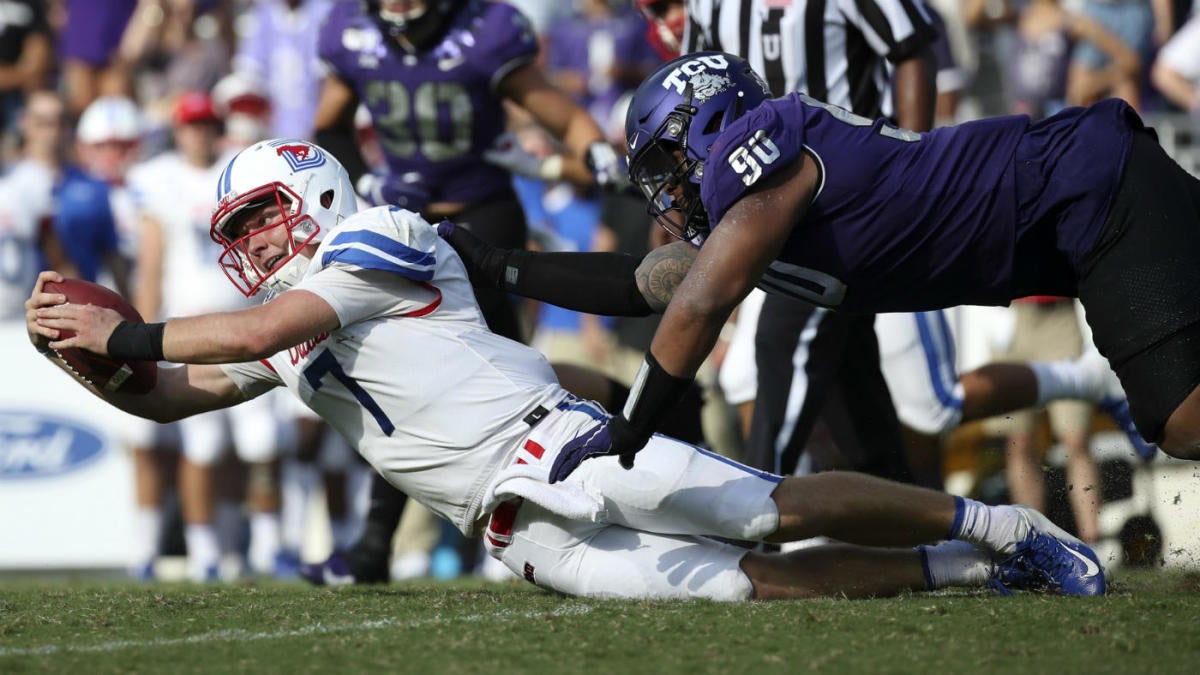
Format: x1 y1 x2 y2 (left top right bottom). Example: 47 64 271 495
635 242 697 313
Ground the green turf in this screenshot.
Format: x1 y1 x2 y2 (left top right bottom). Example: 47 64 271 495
0 570 1196 674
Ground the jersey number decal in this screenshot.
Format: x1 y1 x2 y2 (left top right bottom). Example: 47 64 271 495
798 93 922 142
365 80 473 161
303 349 395 436
727 130 780 186
760 260 848 308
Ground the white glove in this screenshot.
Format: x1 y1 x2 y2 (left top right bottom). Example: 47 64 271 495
484 132 563 180
585 141 630 190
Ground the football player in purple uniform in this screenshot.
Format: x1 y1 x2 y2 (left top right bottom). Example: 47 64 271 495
306 0 624 584
441 51 1200 477
314 0 623 340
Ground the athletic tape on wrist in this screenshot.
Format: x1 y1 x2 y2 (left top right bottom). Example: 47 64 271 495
622 352 693 440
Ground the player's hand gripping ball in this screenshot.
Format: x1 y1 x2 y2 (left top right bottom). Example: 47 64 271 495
41 279 157 394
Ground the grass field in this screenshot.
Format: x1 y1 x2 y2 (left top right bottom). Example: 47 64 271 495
1 569 1197 673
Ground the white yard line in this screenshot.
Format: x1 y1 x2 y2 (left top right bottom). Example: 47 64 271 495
0 604 595 658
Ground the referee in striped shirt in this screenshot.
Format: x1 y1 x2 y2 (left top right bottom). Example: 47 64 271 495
681 0 938 483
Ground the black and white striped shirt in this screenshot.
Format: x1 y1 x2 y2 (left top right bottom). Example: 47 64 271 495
682 0 936 119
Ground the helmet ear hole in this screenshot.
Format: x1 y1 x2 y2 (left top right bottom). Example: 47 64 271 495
320 189 335 209
702 110 725 135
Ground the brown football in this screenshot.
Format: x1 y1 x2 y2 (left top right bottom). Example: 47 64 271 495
42 279 158 394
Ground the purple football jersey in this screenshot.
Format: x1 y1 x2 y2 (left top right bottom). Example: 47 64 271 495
319 0 538 204
701 95 1139 312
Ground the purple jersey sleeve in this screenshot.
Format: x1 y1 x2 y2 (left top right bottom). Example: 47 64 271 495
702 94 1036 312
318 1 375 84
702 102 808 229
469 2 538 90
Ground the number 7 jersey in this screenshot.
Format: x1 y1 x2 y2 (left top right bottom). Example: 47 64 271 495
219 207 568 534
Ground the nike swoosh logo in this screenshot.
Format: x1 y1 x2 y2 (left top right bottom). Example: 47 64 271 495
1063 544 1101 578
629 133 639 151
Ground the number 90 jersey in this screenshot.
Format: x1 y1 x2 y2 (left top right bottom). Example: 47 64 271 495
702 95 1138 313
318 0 538 205
219 207 568 534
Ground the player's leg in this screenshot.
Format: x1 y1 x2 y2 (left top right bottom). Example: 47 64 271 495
230 391 285 576
747 297 906 478
1051 401 1101 543
740 545 931 599
1000 409 1046 510
492 501 756 600
178 411 226 582
125 417 167 580
822 313 913 482
717 288 766 441
1076 130 1200 459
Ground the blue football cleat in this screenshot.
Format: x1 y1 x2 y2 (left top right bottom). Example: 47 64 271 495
300 553 358 587
990 505 1105 596
273 550 301 580
990 532 1106 596
1099 396 1159 460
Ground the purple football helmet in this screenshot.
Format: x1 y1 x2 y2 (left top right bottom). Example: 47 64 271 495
363 0 465 50
624 51 771 246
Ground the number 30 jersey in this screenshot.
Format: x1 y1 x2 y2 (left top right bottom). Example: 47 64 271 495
219 207 567 534
318 0 538 205
701 93 1138 312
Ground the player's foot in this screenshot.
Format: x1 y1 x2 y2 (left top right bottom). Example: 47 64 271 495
273 550 301 580
129 560 156 582
1099 396 1159 460
300 553 357 586
990 505 1105 596
189 564 220 583
390 550 431 581
300 548 389 587
990 532 1106 596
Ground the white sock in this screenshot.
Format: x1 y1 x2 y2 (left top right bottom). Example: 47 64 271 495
330 518 355 551
280 460 317 553
949 497 1026 555
215 501 243 555
185 524 220 580
249 512 282 573
132 508 162 566
1030 359 1101 405
918 540 993 589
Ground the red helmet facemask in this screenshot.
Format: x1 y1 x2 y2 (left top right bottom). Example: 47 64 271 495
210 184 320 297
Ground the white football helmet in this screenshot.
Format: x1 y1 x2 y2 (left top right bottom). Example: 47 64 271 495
210 138 356 296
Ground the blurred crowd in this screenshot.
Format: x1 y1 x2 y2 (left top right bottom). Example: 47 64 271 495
1 0 1197 582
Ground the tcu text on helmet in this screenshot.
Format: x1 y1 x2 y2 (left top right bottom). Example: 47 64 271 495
661 55 730 94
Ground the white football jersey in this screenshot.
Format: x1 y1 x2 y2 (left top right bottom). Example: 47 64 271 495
220 207 568 533
0 161 54 321
129 152 253 318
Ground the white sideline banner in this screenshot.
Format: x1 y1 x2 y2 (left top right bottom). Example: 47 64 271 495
0 321 136 569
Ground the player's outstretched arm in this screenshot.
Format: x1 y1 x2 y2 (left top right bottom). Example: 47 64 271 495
26 271 252 422
649 153 816 381
33 275 339 366
498 63 619 189
438 220 673 317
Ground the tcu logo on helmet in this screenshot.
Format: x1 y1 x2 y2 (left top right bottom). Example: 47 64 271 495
271 140 327 172
661 54 729 95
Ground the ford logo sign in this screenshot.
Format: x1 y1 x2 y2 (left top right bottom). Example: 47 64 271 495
0 412 106 479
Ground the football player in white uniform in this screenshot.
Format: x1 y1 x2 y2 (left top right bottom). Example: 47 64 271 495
131 92 284 581
27 139 1105 599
